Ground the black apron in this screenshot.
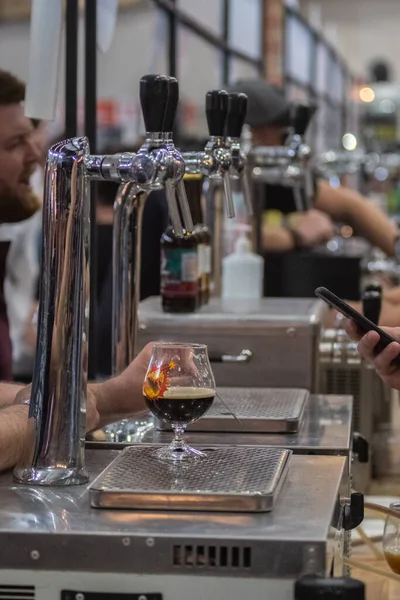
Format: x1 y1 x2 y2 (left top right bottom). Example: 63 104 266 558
0 242 12 380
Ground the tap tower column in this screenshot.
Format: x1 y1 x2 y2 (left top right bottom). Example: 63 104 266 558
14 137 91 486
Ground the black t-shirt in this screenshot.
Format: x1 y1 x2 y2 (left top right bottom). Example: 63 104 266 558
263 177 318 214
264 184 297 214
97 189 169 376
0 242 12 380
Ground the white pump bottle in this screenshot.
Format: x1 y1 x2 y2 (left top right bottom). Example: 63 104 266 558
222 225 264 310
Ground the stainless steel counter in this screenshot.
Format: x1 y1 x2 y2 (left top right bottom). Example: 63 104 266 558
152 394 352 453
91 394 352 456
0 450 346 579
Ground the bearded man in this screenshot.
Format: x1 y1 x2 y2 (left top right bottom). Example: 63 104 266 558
0 70 41 380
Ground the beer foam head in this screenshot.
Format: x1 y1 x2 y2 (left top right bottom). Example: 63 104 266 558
163 386 215 400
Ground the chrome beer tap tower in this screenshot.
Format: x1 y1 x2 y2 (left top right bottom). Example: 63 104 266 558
183 90 253 295
111 75 193 377
250 104 316 211
14 74 192 486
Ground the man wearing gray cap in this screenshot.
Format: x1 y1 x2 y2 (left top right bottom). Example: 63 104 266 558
226 79 290 133
226 79 398 257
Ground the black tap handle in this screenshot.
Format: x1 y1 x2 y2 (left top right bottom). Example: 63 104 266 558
344 492 364 531
365 282 383 295
362 290 382 324
291 103 317 136
205 90 229 137
226 92 248 138
140 74 169 133
295 576 365 599
353 431 369 463
163 76 179 133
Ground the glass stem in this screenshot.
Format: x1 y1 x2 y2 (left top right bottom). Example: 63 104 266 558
171 424 187 450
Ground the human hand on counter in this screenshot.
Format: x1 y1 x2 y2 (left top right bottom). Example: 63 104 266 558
345 320 400 389
14 382 101 433
12 344 154 433
290 209 335 247
0 345 154 473
88 342 154 430
23 303 38 352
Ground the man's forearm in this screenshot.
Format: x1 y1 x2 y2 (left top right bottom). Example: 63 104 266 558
316 181 397 257
0 405 29 472
383 287 400 306
351 200 397 257
347 299 400 327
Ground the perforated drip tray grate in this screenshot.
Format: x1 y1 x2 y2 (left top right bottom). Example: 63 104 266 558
160 387 309 434
89 445 292 512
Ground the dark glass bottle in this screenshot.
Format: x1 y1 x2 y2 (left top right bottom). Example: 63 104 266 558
184 174 211 306
160 225 199 313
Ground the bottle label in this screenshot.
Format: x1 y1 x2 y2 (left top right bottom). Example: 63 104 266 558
161 248 198 298
204 244 212 274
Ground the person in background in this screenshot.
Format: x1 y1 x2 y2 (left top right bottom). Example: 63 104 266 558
225 79 399 256
4 118 47 382
0 70 41 381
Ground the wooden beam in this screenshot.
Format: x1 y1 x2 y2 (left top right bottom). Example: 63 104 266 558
0 0 31 21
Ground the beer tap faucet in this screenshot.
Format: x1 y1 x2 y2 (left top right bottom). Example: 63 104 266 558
249 102 316 212
203 90 235 218
183 90 253 295
226 92 253 216
111 75 190 377
287 104 316 210
183 90 234 218
133 75 191 235
14 74 191 486
163 77 194 234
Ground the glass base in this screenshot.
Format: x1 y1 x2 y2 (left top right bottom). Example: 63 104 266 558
13 465 89 486
154 441 207 463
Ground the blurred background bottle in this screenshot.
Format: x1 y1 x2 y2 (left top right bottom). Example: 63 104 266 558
184 173 211 306
160 224 199 313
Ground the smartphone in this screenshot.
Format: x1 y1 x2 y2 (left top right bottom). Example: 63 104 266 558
315 286 398 355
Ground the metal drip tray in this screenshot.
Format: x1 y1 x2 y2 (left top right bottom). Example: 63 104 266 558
160 387 309 433
89 445 292 512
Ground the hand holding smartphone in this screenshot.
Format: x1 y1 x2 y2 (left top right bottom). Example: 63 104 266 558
315 286 398 356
